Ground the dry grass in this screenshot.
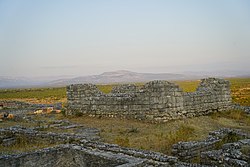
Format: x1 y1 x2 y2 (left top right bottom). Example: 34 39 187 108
0 77 249 155
210 110 250 126
1 110 249 155
68 111 250 154
173 80 200 92
0 135 59 155
0 119 36 129
229 78 250 106
0 87 66 104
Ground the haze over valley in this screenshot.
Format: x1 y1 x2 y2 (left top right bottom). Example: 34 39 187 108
0 70 249 88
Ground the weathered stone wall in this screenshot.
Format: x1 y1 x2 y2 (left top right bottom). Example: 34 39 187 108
172 128 249 161
66 78 232 122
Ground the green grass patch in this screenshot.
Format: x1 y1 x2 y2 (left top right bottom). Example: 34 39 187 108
215 132 243 149
0 87 66 100
210 110 250 126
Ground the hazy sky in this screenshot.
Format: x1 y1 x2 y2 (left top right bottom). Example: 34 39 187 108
0 0 249 77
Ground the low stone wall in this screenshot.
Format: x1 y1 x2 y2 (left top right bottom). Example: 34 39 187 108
66 78 232 122
0 126 99 145
0 145 128 167
232 103 250 114
0 100 62 116
201 139 250 166
172 128 250 166
2 143 198 167
1 126 249 166
0 100 62 110
0 126 183 167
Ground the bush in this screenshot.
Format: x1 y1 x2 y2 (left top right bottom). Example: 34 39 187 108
74 111 83 117
61 108 66 117
215 132 242 149
159 124 195 154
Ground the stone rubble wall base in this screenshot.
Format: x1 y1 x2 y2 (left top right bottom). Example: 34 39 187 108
172 128 250 166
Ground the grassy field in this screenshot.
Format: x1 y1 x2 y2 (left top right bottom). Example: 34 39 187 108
0 87 67 104
0 77 249 105
229 78 250 106
0 135 60 155
1 109 249 155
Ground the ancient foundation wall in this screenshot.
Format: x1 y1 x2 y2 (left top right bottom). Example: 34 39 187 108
0 100 62 110
66 78 232 122
172 128 250 162
1 127 249 167
0 145 127 167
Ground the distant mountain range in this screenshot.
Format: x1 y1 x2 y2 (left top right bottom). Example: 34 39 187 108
0 70 249 88
0 76 41 89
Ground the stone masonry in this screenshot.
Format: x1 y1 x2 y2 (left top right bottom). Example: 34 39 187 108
172 128 250 165
66 78 232 122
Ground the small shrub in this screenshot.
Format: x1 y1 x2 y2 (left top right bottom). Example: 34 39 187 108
74 111 83 117
168 124 195 143
15 135 30 146
61 108 66 117
209 112 221 120
227 110 245 120
161 124 195 154
215 132 242 149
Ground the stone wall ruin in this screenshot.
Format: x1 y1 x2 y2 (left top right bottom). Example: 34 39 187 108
66 78 232 122
1 126 249 167
172 128 250 165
